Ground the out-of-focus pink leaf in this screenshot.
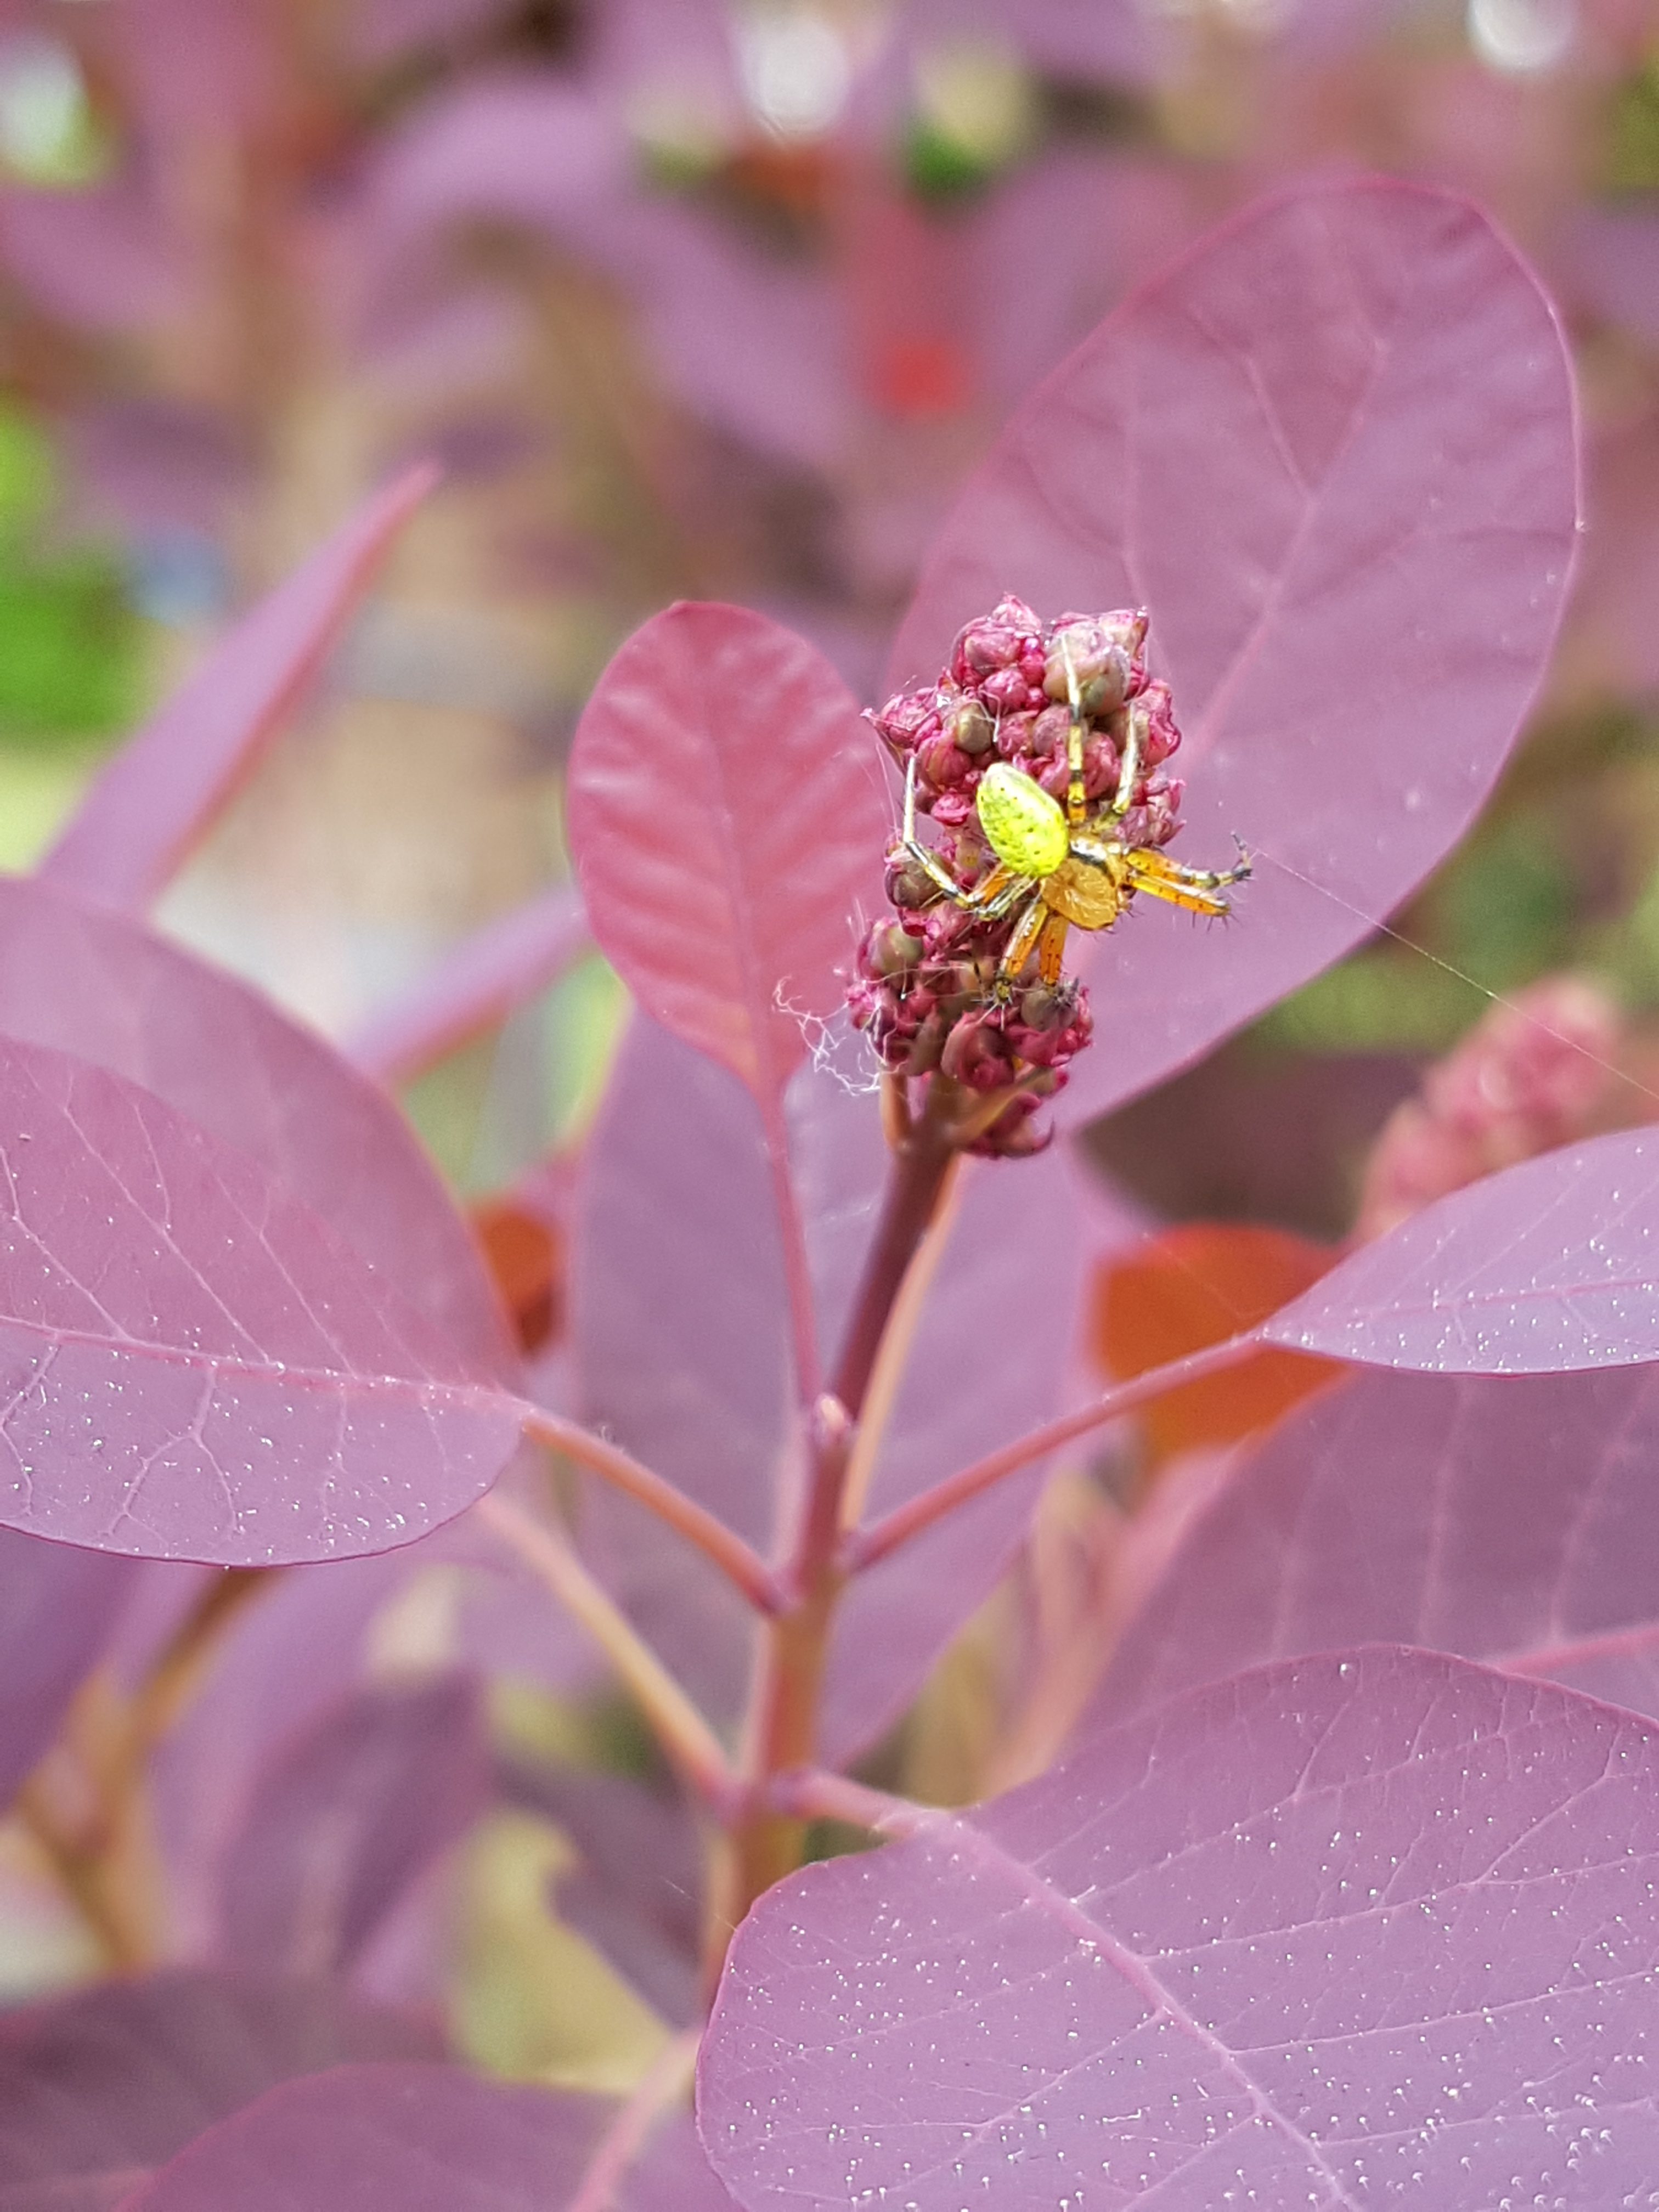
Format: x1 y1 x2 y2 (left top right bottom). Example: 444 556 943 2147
573 1017 786 1719
1261 1125 1659 1373
509 1763 701 2024
0 1527 133 1805
41 467 436 915
574 1016 1090 1747
702 1647 1659 2207
348 0 504 66
0 1034 521 1564
618 2113 738 2209
345 885 588 1086
898 0 1159 88
112 0 281 136
0 1970 437 2212
890 180 1578 1122
218 1674 488 1977
1099 1364 1659 1725
117 2063 607 2211
0 877 511 1370
566 604 888 1102
0 181 186 332
794 1073 1090 1762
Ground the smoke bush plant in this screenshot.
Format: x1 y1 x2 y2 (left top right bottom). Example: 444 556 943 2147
6 175 1657 2207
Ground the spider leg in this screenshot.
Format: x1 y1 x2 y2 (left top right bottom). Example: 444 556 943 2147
1105 697 1144 823
1060 638 1088 828
993 891 1051 997
1037 909 1071 985
1114 840 1252 917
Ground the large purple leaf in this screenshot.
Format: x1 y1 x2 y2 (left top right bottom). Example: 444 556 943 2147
566 604 889 1104
0 1034 520 1564
116 2064 608 2211
345 884 588 1085
0 1970 437 2212
1100 1364 1659 1727
0 1528 132 1808
890 180 1578 1123
218 1673 488 1977
0 874 511 1370
572 1016 787 1721
1261 1125 1659 1373
702 1647 1659 2207
40 468 435 915
573 1015 1090 1750
792 1073 1090 1763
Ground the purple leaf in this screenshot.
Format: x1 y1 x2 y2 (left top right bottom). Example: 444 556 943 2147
345 884 588 1086
889 180 1578 1122
898 0 1159 88
701 1647 1659 2207
573 1017 786 1719
0 1969 437 2211
793 1075 1090 1762
566 604 889 1104
1099 1364 1659 1726
40 467 436 915
0 181 185 334
506 1763 702 2024
618 2112 738 2209
0 877 511 1369
1260 1125 1659 1373
218 1673 488 1977
116 2063 608 2211
0 1528 133 1806
0 1033 521 1564
574 1017 1091 1748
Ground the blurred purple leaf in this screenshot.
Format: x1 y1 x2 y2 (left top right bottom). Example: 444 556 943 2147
151 1554 424 1956
1099 1364 1659 1726
1569 207 1659 348
0 876 511 1369
218 1673 487 1977
0 1969 436 2212
111 0 281 137
345 885 588 1087
898 0 1159 88
0 1034 520 1564
890 180 1578 1123
792 1073 1090 1762
507 1762 702 2024
347 0 505 66
0 180 185 334
573 1016 786 1720
0 1527 132 1807
574 1017 1091 1749
1261 1126 1659 1373
702 1647 1659 2207
41 467 436 915
618 2112 737 2209
117 2063 607 2211
567 604 888 1103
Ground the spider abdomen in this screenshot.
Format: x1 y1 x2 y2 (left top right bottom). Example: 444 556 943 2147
975 761 1069 877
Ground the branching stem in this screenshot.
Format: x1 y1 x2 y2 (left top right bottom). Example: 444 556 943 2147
477 1492 741 1816
518 1404 783 1614
843 1331 1262 1571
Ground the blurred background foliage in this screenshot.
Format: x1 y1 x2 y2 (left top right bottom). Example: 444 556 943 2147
3 0 1659 2055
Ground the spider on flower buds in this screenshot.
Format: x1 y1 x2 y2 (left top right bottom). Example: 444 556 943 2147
894 652 1250 1001
848 597 1249 1156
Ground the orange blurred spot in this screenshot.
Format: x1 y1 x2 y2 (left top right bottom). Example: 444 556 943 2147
473 1200 563 1356
1093 1222 1342 1466
871 334 970 419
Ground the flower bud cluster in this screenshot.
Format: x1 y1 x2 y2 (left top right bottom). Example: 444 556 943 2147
868 594 1184 849
1355 977 1623 1241
849 595 1183 1156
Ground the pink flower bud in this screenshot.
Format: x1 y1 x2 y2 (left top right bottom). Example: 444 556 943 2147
950 698 996 755
1030 704 1072 759
941 1009 1019 1091
981 665 1034 714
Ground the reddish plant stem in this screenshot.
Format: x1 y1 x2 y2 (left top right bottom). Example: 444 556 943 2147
566 2028 700 2212
518 1404 782 1613
830 1089 960 1424
843 1331 1263 1571
768 1767 929 1839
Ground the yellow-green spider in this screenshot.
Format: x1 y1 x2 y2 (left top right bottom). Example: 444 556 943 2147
896 661 1249 999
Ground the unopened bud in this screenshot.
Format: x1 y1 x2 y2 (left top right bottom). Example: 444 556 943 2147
950 697 996 755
